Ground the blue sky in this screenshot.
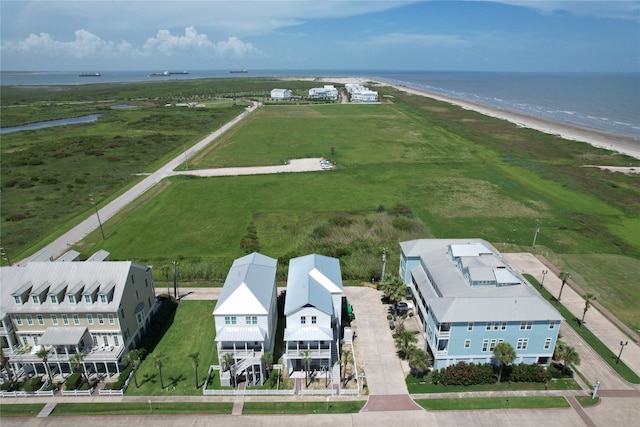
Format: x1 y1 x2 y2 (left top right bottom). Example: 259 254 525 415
1 1 638 72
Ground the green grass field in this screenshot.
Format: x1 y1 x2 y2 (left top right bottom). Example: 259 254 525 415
415 396 570 410
2 78 639 332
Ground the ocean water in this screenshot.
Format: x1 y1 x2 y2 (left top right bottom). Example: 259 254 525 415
2 70 639 139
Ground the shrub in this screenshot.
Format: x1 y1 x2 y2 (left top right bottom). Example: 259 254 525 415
432 362 496 386
23 376 44 392
507 363 547 383
65 373 82 390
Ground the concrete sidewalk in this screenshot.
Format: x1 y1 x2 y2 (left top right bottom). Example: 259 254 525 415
504 253 640 380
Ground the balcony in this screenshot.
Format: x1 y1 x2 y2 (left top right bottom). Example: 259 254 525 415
284 347 332 359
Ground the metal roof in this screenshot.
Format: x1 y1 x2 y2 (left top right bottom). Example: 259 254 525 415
284 325 334 341
215 326 266 343
39 326 88 346
284 254 342 316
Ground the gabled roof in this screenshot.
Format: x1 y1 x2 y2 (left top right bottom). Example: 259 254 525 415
215 326 266 343
213 253 277 316
284 325 334 342
284 254 342 316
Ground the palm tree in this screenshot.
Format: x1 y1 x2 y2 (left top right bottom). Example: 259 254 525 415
261 351 273 380
189 352 200 389
155 355 166 389
161 265 171 296
36 346 52 384
394 330 418 359
379 277 407 307
222 353 235 386
560 345 580 374
69 351 88 384
557 272 571 303
341 348 351 385
126 348 145 388
301 350 311 387
409 348 431 378
581 293 596 327
493 342 516 383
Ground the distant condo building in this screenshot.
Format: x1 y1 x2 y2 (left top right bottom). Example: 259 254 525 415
345 83 378 103
308 85 339 100
270 88 293 100
399 239 561 370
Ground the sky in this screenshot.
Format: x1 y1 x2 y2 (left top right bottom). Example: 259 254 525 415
1 0 639 72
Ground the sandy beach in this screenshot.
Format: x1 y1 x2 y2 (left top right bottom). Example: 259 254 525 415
309 76 640 162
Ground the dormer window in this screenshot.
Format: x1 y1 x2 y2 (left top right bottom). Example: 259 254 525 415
31 295 40 304
100 294 108 304
84 294 92 304
50 295 58 304
13 295 21 304
68 295 76 304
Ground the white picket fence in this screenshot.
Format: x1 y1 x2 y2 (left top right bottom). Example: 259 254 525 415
1 389 56 398
61 387 94 396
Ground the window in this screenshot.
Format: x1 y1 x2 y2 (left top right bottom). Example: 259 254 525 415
100 294 108 304
34 336 39 345
93 336 99 347
73 314 80 325
485 322 491 331
246 316 257 325
131 274 135 283
97 314 104 325
501 322 506 330
26 315 33 325
544 338 552 350
464 339 471 349
114 336 119 346
520 321 533 330
549 322 555 330
145 278 148 287
22 336 28 346
136 312 144 325
13 295 21 304
32 295 40 304
15 315 23 325
300 316 306 325
51 314 58 325
467 322 474 331
68 295 76 304
37 315 44 325
517 338 529 350
224 316 236 325
108 314 115 325
50 295 58 304
311 316 317 324
482 339 489 352
87 314 94 325
103 336 109 346
62 314 69 325
135 290 139 300
84 294 92 303
489 339 497 351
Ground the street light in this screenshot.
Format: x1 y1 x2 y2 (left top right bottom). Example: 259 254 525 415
89 194 105 239
616 341 629 364
531 221 540 252
381 247 387 281
592 381 600 399
540 270 548 288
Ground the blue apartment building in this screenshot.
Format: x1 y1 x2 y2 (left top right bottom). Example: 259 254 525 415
399 239 562 370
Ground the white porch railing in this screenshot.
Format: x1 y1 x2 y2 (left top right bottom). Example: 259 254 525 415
1 389 56 398
61 387 94 396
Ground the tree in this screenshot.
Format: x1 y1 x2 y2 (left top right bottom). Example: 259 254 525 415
189 352 200 389
581 293 596 327
161 265 171 296
261 351 273 380
69 351 88 384
301 350 312 387
409 348 431 378
560 345 580 374
394 330 418 359
155 355 167 389
36 347 52 384
222 353 235 386
126 348 145 388
341 348 351 385
0 342 14 382
557 272 571 303
379 276 407 309
493 342 516 383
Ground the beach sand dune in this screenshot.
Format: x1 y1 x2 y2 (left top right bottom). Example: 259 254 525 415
308 76 640 161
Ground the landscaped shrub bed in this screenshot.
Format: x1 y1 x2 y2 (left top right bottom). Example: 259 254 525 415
65 373 82 390
22 376 44 392
430 361 548 386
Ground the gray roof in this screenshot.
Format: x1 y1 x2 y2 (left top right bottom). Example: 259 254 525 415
0 261 144 316
215 326 266 343
213 252 277 316
284 254 342 316
401 239 561 323
284 325 334 341
39 327 88 346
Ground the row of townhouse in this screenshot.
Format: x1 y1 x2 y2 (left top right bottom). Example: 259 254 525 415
1 254 158 382
399 239 562 370
308 85 339 100
213 252 344 386
345 83 378 103
270 88 293 100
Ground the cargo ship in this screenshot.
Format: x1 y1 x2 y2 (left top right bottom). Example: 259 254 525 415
148 71 189 77
229 69 248 73
79 72 101 77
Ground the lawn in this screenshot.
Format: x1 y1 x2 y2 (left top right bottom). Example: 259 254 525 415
242 401 366 414
406 376 579 394
0 404 45 418
51 402 232 416
415 396 570 410
125 300 218 396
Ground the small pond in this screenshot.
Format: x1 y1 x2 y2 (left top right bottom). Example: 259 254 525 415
1 114 102 134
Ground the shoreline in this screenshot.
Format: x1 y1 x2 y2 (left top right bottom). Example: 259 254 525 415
312 76 640 161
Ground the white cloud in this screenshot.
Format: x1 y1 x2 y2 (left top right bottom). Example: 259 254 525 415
2 29 134 58
142 26 263 57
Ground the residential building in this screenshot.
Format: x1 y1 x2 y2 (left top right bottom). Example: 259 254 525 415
0 259 157 381
399 239 562 370
308 85 339 100
345 83 378 103
213 253 278 386
283 254 343 376
270 88 293 100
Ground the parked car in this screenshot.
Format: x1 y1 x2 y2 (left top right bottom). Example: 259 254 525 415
395 301 414 315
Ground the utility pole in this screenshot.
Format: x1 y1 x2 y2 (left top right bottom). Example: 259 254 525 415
184 146 188 170
172 259 178 300
89 194 105 239
531 221 540 252
381 247 387 281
